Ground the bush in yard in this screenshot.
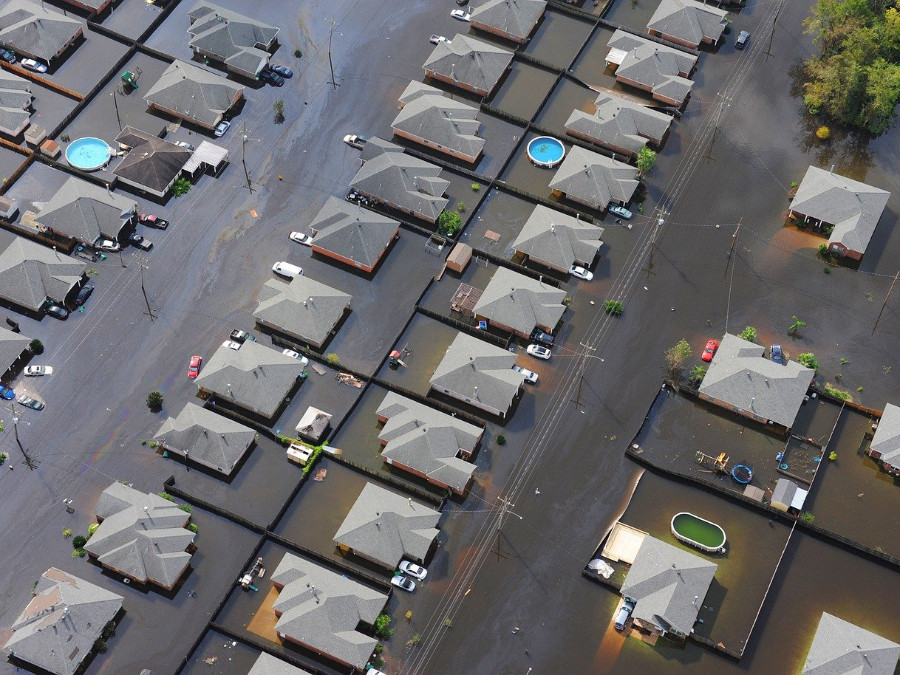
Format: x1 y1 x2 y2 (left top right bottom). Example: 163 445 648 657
738 326 757 343
688 366 707 386
815 125 830 140
437 210 462 236
172 177 191 197
188 523 199 533
604 300 624 316
824 384 851 401
72 535 87 549
497 434 506 446
797 352 818 372
29 339 44 355
325 352 340 365
374 613 394 639
146 391 164 411
800 511 815 524
665 339 692 383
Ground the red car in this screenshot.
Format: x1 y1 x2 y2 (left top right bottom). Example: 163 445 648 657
702 339 719 362
139 213 169 229
188 355 202 378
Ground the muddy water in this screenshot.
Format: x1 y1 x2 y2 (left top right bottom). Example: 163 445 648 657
500 133 571 198
604 0 662 32
460 188 538 256
571 26 631 93
376 313 462 396
490 62 559 121
524 11 595 70
536 77 600 137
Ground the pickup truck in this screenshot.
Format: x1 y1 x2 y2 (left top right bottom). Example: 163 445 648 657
343 134 366 150
530 327 555 346
230 329 256 344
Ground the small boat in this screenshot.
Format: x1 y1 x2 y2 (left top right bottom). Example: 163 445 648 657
671 512 727 554
731 464 753 484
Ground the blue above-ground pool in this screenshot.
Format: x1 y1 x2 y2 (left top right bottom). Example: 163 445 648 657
65 137 113 171
527 136 565 168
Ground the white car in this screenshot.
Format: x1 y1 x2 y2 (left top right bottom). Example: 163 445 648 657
222 340 242 351
526 344 551 360
24 365 53 377
608 204 633 220
20 58 47 73
97 239 121 252
289 231 313 246
174 140 195 151
430 34 449 45
451 9 472 21
214 120 231 137
272 261 303 278
512 365 538 384
570 265 593 281
399 560 428 580
282 349 310 366
391 575 416 592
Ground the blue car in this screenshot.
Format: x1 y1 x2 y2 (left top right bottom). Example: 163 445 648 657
770 344 785 365
0 385 15 400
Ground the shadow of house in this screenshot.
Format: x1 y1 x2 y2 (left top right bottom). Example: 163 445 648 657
605 31 697 108
35 177 137 250
187 1 279 80
565 91 673 158
0 231 86 317
549 145 639 212
423 33 514 98
113 127 192 199
144 60 243 132
647 0 728 49
511 204 604 274
0 0 84 66
308 196 400 274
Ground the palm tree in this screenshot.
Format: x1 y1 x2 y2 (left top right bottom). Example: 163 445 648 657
788 316 807 337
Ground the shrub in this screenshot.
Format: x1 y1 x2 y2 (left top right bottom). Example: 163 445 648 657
799 511 815 524
817 243 830 258
604 300 624 316
294 49 302 58
60 134 70 142
815 125 831 140
72 548 86 558
688 366 707 386
787 316 806 337
636 147 656 176
325 352 340 365
178 504 192 513
88 523 99 535
273 99 285 123
374 613 393 639
0 452 7 465
405 610 413 622
188 523 199 533
63 528 72 538
72 535 87 548
172 177 191 197
29 339 44 355
456 201 466 213
824 384 852 401
665 338 692 382
797 353 818 371
829 451 837 461
437 210 462 236
497 434 506 446
790 181 799 189
738 326 757 342
157 492 175 502
146 391 164 411
471 183 480 192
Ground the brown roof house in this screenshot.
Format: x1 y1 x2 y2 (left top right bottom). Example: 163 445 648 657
470 0 547 44
0 0 83 64
802 612 900 675
647 0 728 49
144 60 243 131
511 204 604 273
565 90 673 157
271 553 388 671
85 482 196 590
789 165 891 261
309 196 400 273
36 177 137 249
350 138 449 223
474 266 566 338
430 332 527 418
867 403 900 477
392 81 485 163
188 1 279 79
377 391 483 495
113 127 192 198
606 30 697 107
423 33 514 97
0 231 86 313
2 568 123 675
549 145 639 212
334 482 441 569
254 273 352 350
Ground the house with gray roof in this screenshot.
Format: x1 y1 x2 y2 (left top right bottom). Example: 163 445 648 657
430 332 526 418
621 535 717 640
698 333 815 432
0 325 30 383
423 33 514 97
254 273 352 350
648 0 727 49
271 552 388 670
789 165 891 261
867 403 900 477
350 138 449 223
549 145 639 211
3 567 123 675
0 231 86 313
195 340 304 419
803 612 900 675
0 69 33 138
154 401 256 476
85 482 195 590
0 0 83 64
377 391 483 495
471 0 547 43
188 1 279 79
392 82 485 163
249 653 314 675
511 204 604 273
474 266 566 338
334 482 441 569
309 196 400 273
113 127 192 198
565 90 672 157
61 0 112 14
36 177 136 248
144 60 243 131
606 30 697 107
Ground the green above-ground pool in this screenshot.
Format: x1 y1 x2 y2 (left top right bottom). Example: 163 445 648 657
671 512 727 554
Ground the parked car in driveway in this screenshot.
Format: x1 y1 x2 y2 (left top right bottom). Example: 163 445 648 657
526 344 551 360
702 339 719 362
230 329 256 344
281 349 310 366
343 134 366 150
173 140 195 151
0 49 16 64
139 213 169 229
269 64 293 78
259 68 285 86
512 364 538 384
222 340 242 351
96 239 121 252
615 599 635 630
530 328 555 346
188 355 202 379
43 302 69 320
430 34 449 45
451 9 471 21
20 58 47 73
608 204 633 220
127 233 153 251
73 283 94 307
570 265 593 281
391 575 416 592
273 261 303 278
770 344 785 365
735 30 751 49
0 385 15 400
17 395 44 411
399 561 428 580
214 120 231 137
24 365 53 377
289 231 313 246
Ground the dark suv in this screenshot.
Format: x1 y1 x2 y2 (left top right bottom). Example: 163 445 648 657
530 328 555 346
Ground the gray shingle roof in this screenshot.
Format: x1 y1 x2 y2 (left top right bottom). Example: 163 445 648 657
870 403 900 469
608 30 696 105
423 33 514 95
474 266 566 335
621 535 717 637
511 204 604 270
188 1 279 78
3 567 123 675
144 60 243 129
549 145 639 210
698 333 814 429
334 482 441 568
194 340 303 418
565 90 672 154
393 82 485 161
271 553 388 670
377 391 482 492
36 177 136 246
471 0 547 42
248 653 314 675
0 68 32 136
85 483 194 589
309 196 400 270
254 273 352 348
154 401 255 476
803 612 900 675
791 166 890 257
0 325 30 375
0 0 83 63
648 0 727 46
113 127 192 196
350 139 449 222
0 230 85 311
430 332 526 414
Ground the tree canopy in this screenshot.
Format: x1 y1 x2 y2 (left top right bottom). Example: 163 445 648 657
803 0 900 135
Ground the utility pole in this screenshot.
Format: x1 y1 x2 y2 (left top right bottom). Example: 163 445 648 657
327 17 340 90
8 403 37 470
645 215 663 280
723 218 742 280
571 342 597 408
240 122 255 194
873 271 899 334
703 92 729 163
110 90 122 132
139 255 155 321
493 495 515 562
764 9 778 60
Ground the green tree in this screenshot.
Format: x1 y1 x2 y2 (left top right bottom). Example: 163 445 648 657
146 391 164 411
665 339 692 382
738 326 757 342
437 210 462 236
29 339 44 355
636 147 657 176
273 99 285 124
172 177 191 197
797 352 819 371
788 316 807 337
603 300 624 316
688 365 707 386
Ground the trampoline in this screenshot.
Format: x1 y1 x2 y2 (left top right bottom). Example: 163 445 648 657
731 464 753 484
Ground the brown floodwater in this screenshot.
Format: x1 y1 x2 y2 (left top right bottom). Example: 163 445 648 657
524 11 595 71
490 61 559 121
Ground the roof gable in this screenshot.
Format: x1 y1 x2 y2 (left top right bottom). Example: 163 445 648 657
144 60 243 128
871 403 900 467
36 177 136 245
0 0 83 62
0 231 86 310
648 0 727 46
511 204 604 269
423 33 514 93
254 271 352 346
309 196 399 268
474 266 567 334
